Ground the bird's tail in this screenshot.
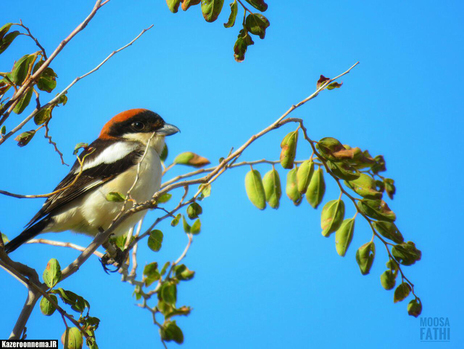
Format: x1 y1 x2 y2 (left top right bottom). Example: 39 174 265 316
4 218 50 254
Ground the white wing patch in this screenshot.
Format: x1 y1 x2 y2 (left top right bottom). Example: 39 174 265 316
76 142 138 173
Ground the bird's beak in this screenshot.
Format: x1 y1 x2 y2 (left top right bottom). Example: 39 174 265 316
157 123 180 136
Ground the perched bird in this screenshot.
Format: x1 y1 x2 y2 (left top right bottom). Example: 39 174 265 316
5 108 179 254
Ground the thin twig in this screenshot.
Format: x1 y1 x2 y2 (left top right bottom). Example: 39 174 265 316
0 0 110 127
44 123 68 166
174 233 193 265
0 148 94 199
59 62 358 282
18 20 48 60
26 239 104 258
0 18 153 146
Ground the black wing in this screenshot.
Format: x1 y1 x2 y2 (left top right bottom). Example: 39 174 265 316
26 139 143 227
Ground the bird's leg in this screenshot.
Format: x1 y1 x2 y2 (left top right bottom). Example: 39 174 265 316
99 227 127 273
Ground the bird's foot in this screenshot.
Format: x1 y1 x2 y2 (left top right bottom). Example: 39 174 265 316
100 244 127 274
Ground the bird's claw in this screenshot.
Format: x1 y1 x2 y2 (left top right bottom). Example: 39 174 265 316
100 246 127 273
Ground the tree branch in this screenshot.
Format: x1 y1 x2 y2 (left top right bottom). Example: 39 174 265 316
0 16 153 146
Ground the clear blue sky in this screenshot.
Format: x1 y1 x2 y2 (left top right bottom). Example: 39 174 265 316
1 0 463 348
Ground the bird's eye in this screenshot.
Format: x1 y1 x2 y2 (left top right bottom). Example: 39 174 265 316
131 121 145 131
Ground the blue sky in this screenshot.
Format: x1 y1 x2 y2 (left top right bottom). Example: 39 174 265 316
1 0 463 348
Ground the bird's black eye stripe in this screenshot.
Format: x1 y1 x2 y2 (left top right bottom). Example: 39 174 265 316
131 121 145 131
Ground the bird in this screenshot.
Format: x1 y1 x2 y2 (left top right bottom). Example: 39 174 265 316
4 108 179 256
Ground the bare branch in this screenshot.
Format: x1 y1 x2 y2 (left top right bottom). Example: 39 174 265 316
0 148 94 199
0 0 110 122
44 123 68 166
17 20 48 60
57 62 358 284
0 14 153 146
26 238 104 258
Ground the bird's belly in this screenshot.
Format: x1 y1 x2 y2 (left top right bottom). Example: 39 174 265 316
48 149 162 236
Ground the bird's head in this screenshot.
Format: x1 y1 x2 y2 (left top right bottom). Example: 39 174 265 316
99 109 179 154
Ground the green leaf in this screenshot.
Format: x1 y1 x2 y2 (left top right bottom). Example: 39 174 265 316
73 142 88 155
407 298 422 317
245 169 266 210
159 281 177 307
191 218 201 234
52 288 89 313
174 264 195 281
198 183 211 200
245 13 270 39
327 160 360 181
244 0 268 12
11 54 36 85
306 168 325 208
280 130 298 169
160 144 168 162
0 31 20 54
182 0 201 11
335 218 355 256
43 258 62 288
12 88 33 114
380 270 396 290
171 213 181 227
0 23 13 40
110 233 130 249
1 233 9 243
201 0 225 22
373 221 404 243
157 193 172 203
345 173 382 199
316 137 345 161
15 129 35 147
143 262 160 286
34 107 52 125
173 151 210 167
224 0 238 28
166 0 181 13
33 60 58 93
355 242 375 275
234 29 254 62
392 241 422 266
286 167 302 206
0 125 6 135
148 230 163 252
357 199 396 222
56 91 68 106
384 178 396 200
160 320 184 344
394 282 411 303
160 262 171 276
182 216 191 233
40 295 57 316
386 259 399 272
297 160 314 193
263 168 281 209
371 155 386 174
106 192 126 202
327 81 343 90
162 305 192 319
133 285 142 301
187 202 203 219
320 199 345 237
61 327 83 349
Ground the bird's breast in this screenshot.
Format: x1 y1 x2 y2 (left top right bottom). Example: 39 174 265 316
72 147 162 235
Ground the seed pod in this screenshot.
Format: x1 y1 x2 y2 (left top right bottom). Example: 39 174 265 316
297 160 314 193
306 168 325 209
263 168 282 209
245 169 266 210
286 167 302 205
280 130 298 169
